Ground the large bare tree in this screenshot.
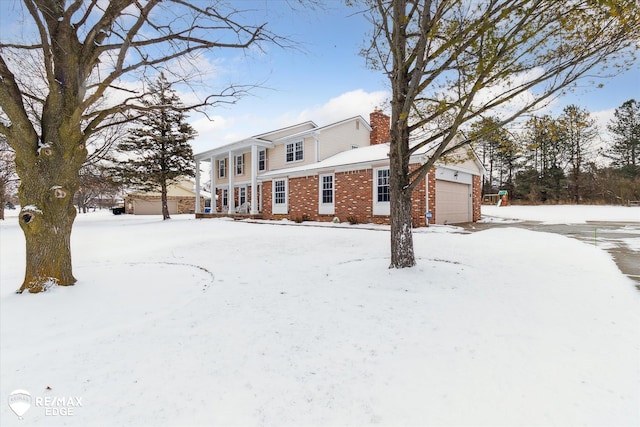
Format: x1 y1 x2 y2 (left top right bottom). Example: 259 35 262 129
363 0 640 268
0 0 285 293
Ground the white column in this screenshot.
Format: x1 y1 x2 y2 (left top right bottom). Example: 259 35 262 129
210 156 217 212
228 151 235 214
250 144 258 214
195 159 201 213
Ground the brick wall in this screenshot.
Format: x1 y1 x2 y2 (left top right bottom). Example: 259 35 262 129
262 181 273 218
258 166 435 226
472 174 482 221
259 166 480 226
426 170 436 225
408 165 430 227
335 169 374 223
288 175 319 221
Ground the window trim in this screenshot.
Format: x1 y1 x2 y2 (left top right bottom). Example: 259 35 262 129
238 186 247 206
272 178 288 214
373 167 391 215
235 154 244 176
258 149 266 171
318 173 335 215
285 140 304 163
222 188 228 208
218 159 226 179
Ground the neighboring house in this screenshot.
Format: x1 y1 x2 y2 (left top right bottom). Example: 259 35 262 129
194 111 483 225
125 179 207 215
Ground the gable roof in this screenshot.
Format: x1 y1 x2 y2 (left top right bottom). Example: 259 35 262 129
194 116 370 161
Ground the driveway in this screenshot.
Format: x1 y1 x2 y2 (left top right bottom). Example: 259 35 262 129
464 221 640 288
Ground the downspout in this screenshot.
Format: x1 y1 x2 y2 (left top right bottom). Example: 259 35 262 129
313 131 319 162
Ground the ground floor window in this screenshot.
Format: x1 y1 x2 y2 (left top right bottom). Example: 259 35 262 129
273 178 288 214
319 173 334 215
239 186 247 206
373 167 391 215
222 188 228 207
377 168 390 202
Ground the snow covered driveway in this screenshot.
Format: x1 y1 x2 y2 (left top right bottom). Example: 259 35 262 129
480 205 640 284
1 211 639 426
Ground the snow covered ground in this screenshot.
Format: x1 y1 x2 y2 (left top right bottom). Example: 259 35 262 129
482 204 640 224
1 208 639 426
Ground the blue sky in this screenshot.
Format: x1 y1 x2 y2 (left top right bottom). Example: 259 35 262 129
185 1 640 153
1 1 638 154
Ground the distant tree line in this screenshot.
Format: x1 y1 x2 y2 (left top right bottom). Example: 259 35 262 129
474 99 640 204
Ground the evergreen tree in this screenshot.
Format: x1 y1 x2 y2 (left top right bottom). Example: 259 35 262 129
470 117 519 194
520 115 567 202
112 74 196 220
557 105 597 203
606 99 640 178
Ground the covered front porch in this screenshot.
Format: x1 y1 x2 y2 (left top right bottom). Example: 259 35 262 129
194 138 270 215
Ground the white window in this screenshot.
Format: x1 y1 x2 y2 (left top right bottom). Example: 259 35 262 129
239 186 247 206
286 141 303 163
222 188 228 207
258 149 266 171
373 167 390 215
218 159 226 178
235 154 244 175
319 174 334 215
377 169 390 202
272 178 288 214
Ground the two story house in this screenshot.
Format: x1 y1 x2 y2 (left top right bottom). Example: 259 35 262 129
194 111 483 226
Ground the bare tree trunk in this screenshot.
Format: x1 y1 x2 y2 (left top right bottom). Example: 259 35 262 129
161 181 170 220
389 111 415 268
389 186 416 268
0 181 5 221
17 173 78 293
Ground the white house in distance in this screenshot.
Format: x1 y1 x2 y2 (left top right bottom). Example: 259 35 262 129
194 111 483 226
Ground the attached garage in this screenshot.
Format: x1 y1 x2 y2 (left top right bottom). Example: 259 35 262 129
434 167 473 225
132 199 178 215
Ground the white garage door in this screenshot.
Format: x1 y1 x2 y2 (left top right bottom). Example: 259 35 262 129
133 199 178 215
435 180 471 224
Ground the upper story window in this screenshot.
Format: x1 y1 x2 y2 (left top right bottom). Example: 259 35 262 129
286 141 303 163
218 159 226 178
235 154 244 175
258 149 266 171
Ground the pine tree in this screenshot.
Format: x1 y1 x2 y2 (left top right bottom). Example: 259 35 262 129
113 74 196 220
606 99 640 178
557 105 597 203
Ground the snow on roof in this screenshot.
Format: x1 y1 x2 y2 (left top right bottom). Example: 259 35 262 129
260 142 483 178
260 143 392 177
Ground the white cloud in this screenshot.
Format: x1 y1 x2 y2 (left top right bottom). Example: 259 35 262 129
289 89 390 125
190 89 390 154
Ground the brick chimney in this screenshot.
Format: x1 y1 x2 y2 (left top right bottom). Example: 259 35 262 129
369 109 390 145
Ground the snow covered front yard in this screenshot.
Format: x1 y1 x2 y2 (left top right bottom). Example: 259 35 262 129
1 209 639 426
